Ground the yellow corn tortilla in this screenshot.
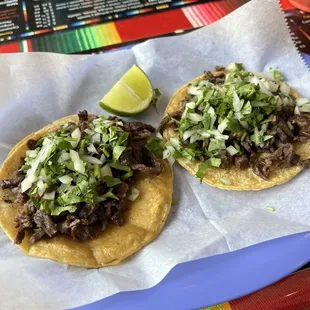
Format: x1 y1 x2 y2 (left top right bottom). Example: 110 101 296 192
0 115 173 268
163 75 310 190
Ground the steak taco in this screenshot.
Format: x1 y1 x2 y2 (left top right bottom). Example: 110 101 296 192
156 64 310 190
0 111 173 267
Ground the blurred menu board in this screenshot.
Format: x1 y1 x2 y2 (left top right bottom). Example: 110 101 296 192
0 0 203 42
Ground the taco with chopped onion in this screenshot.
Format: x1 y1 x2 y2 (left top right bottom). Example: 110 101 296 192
154 63 310 190
0 111 173 267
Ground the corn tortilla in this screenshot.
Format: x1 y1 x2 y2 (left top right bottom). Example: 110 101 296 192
163 75 310 190
0 115 173 268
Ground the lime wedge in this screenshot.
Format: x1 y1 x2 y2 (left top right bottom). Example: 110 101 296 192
99 65 153 116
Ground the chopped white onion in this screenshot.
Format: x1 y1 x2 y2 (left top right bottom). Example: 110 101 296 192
100 164 112 177
163 149 171 160
170 138 180 149
39 169 48 182
205 106 217 129
87 143 98 154
258 80 273 96
100 153 106 164
58 152 70 163
207 129 229 140
190 133 199 144
197 129 211 138
156 132 164 139
37 179 47 196
263 81 278 92
59 175 72 184
299 104 310 113
91 132 101 144
233 92 244 112
70 150 85 174
186 101 196 109
21 138 54 193
84 128 95 136
294 106 300 115
226 145 238 156
43 191 55 200
26 150 38 158
82 155 102 165
187 113 203 122
183 129 196 141
128 187 140 202
71 127 81 149
296 98 309 106
218 119 228 133
280 82 290 95
89 177 96 184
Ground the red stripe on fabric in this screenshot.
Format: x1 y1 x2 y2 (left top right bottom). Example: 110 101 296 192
213 1 227 19
116 10 192 42
197 5 213 25
192 6 207 26
230 268 310 310
0 42 20 53
27 40 33 52
198 3 217 24
279 0 295 10
194 5 210 25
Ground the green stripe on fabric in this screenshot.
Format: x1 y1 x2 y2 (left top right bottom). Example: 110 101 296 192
90 26 100 48
43 36 52 52
94 24 106 47
79 28 90 50
66 31 79 53
74 30 83 52
84 27 94 48
217 305 223 310
19 41 24 52
57 32 67 53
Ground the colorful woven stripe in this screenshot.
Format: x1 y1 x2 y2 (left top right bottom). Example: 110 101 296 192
201 303 232 310
0 0 248 54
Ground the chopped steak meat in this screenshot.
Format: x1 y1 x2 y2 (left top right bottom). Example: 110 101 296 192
115 183 129 200
219 152 233 169
0 174 24 189
78 110 89 133
33 210 58 237
158 110 183 134
71 224 96 241
251 159 271 180
29 230 45 244
14 228 26 245
111 211 124 226
78 110 88 122
130 148 163 175
79 203 99 219
27 139 37 150
131 131 152 141
122 121 155 133
235 155 249 169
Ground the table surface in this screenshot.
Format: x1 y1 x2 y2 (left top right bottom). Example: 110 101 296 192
0 0 310 309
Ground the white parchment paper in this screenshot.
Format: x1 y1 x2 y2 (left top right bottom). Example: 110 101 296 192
0 0 310 309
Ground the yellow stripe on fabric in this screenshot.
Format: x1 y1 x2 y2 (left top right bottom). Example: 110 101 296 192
107 22 121 44
100 23 112 45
